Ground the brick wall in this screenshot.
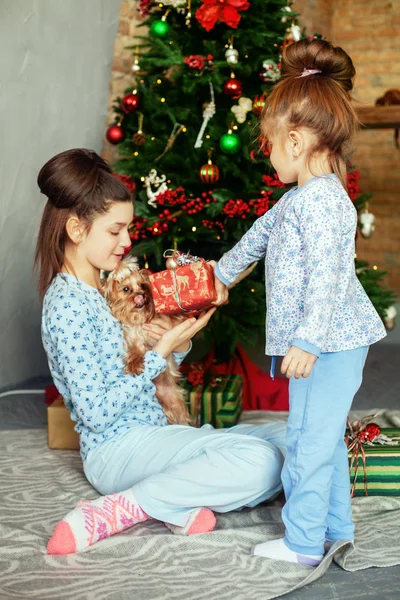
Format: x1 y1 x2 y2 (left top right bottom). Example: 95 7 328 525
103 0 140 164
331 0 400 293
104 0 400 293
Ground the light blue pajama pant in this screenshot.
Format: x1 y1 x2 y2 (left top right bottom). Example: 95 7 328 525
282 346 369 556
83 421 287 527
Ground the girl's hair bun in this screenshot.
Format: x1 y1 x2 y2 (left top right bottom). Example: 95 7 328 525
282 38 355 92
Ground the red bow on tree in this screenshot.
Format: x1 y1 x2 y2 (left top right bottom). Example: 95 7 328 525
196 0 250 32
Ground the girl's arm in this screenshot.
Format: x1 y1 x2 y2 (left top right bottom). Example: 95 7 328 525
215 201 280 286
291 191 351 355
45 300 167 433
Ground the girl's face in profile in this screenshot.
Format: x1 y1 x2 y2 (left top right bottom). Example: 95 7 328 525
79 201 133 273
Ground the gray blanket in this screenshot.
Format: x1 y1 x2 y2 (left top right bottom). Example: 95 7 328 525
0 410 399 599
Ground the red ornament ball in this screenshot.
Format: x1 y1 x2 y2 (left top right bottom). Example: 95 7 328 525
200 160 220 184
223 76 243 100
121 92 140 114
106 125 125 145
359 423 381 442
253 93 268 116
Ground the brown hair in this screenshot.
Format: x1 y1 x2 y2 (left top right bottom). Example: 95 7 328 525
34 149 132 298
261 38 358 187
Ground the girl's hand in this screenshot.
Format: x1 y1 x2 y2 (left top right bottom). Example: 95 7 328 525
281 346 318 379
151 308 217 358
143 316 190 353
207 260 229 306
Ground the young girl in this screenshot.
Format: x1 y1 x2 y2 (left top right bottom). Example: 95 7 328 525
36 148 286 555
214 39 386 566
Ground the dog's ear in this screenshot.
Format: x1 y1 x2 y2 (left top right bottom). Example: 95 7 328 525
103 274 118 302
122 255 140 271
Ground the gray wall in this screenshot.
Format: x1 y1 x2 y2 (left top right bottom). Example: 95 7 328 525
0 0 122 390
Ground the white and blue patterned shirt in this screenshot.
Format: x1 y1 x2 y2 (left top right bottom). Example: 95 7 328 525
42 274 188 460
215 174 386 357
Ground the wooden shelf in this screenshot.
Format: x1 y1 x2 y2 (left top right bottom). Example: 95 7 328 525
356 105 400 129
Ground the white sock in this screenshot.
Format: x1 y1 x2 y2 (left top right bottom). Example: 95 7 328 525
251 537 323 566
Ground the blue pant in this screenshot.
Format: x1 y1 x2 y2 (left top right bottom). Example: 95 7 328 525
282 346 369 555
83 421 286 527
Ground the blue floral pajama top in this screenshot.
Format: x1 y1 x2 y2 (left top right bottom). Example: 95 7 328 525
215 174 386 357
42 274 188 460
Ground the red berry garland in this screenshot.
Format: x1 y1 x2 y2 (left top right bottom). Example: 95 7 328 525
250 190 273 217
223 198 251 219
263 173 286 188
347 168 361 202
113 173 136 193
202 219 225 233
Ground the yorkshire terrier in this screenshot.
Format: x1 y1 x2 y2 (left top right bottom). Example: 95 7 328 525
103 256 190 426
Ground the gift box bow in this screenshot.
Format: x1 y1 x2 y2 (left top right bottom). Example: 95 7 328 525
346 414 400 497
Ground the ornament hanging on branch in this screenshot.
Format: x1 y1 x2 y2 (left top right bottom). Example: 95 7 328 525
231 97 252 123
133 113 146 146
223 73 243 100
156 122 185 161
281 5 293 23
106 123 125 145
259 59 281 83
132 46 143 75
143 169 169 207
383 305 397 331
194 82 216 149
121 90 140 114
287 21 302 41
359 205 376 238
150 11 171 38
200 151 220 184
225 38 239 65
252 93 268 116
220 128 241 154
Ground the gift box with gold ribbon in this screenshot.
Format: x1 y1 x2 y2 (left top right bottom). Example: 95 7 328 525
346 416 400 497
181 374 243 428
149 251 217 315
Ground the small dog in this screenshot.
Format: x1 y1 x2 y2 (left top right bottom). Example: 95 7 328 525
103 256 190 426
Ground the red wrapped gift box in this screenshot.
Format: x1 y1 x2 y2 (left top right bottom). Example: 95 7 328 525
149 259 217 315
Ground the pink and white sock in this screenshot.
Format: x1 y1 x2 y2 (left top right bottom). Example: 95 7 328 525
47 489 149 555
164 508 216 535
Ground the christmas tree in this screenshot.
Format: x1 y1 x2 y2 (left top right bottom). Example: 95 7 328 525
107 0 395 361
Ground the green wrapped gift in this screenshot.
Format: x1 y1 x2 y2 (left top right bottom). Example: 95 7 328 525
347 427 400 497
181 374 243 429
